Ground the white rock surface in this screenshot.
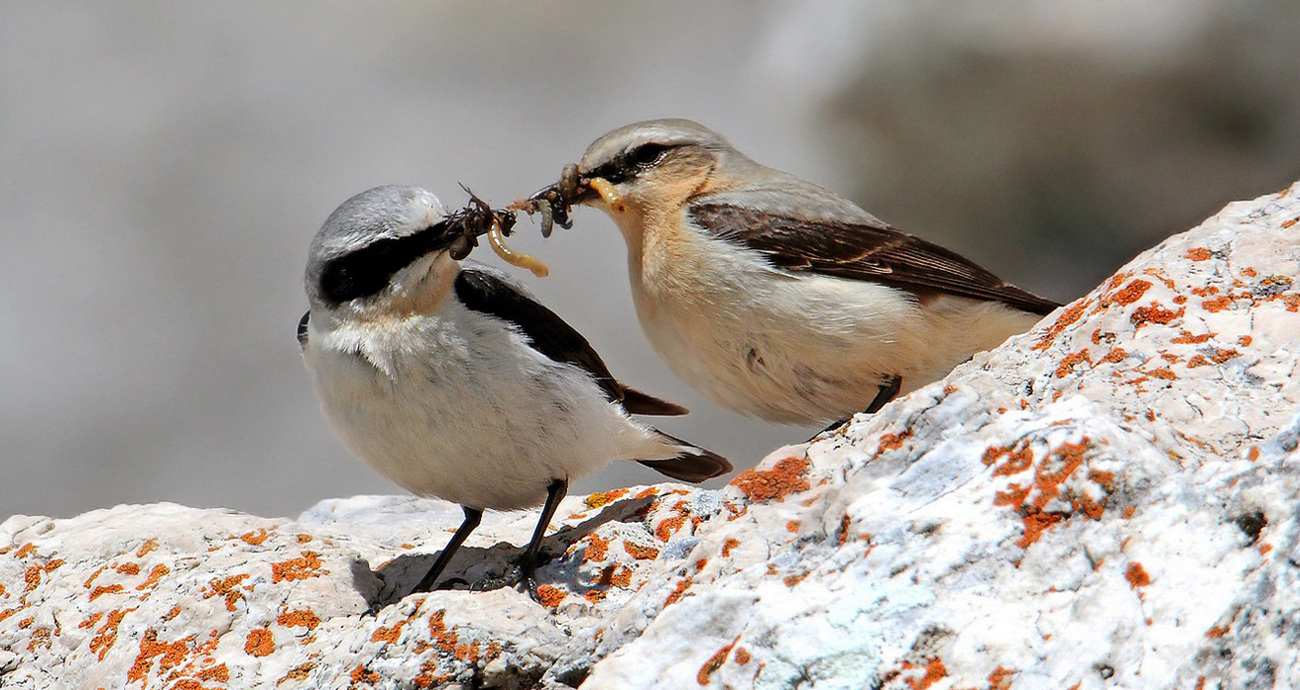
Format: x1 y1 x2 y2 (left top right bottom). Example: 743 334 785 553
3 181 1300 688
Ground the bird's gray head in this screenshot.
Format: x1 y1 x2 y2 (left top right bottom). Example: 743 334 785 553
573 119 763 213
304 185 452 309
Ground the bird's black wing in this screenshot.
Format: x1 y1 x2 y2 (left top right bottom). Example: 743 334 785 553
690 203 1060 315
454 266 687 415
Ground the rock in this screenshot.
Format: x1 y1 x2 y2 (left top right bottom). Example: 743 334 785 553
3 181 1299 688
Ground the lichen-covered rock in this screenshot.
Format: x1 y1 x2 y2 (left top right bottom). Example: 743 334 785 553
3 181 1299 689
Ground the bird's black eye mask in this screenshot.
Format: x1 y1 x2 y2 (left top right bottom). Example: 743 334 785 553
584 142 677 185
317 200 511 306
317 225 452 306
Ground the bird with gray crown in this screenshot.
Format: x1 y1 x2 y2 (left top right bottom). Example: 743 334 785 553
298 185 730 600
525 119 1060 428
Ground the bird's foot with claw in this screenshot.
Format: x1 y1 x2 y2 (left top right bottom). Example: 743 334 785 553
467 553 553 602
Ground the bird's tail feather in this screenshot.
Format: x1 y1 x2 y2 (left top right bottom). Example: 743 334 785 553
635 433 732 483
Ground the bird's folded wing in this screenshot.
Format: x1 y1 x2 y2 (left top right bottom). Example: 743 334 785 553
689 202 1060 315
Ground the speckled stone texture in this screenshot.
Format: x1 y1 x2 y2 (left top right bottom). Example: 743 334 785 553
3 182 1299 689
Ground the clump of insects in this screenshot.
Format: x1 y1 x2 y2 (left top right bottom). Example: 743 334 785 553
509 163 583 239
446 186 549 277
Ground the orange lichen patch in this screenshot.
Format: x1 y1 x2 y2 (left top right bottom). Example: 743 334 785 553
1126 562 1152 588
1247 446 1261 462
1017 512 1065 548
1206 625 1229 638
127 629 194 683
536 584 567 608
1131 303 1184 327
1172 330 1214 344
245 628 275 657
163 605 182 622
721 537 740 557
987 666 1015 690
371 622 405 644
79 612 105 629
583 533 610 562
1238 335 1253 347
665 579 692 606
697 636 741 685
271 551 325 583
114 562 141 576
1146 368 1177 380
1185 247 1215 261
1072 494 1105 520
609 566 634 588
277 608 321 630
785 520 802 533
412 659 446 688
1202 296 1234 313
624 541 661 560
453 641 481 662
196 663 230 682
585 488 630 510
206 574 251 612
991 447 1034 477
836 514 853 546
1033 299 1088 351
982 445 1011 466
876 429 914 455
656 512 689 542
136 539 159 558
137 563 170 591
1100 347 1128 363
902 657 948 690
276 662 313 686
296 533 313 544
1212 348 1240 364
351 663 379 684
1186 355 1211 368
1106 279 1152 306
583 589 607 604
730 456 810 503
13 543 38 559
1284 216 1298 228
783 573 808 587
90 607 136 660
90 584 124 601
26 628 51 652
17 616 33 629
1142 269 1177 290
24 566 44 594
83 565 108 589
634 487 661 500
1087 470 1115 488
993 485 1031 508
734 646 752 665
241 529 271 546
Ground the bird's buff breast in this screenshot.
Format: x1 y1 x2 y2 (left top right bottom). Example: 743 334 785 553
627 227 908 425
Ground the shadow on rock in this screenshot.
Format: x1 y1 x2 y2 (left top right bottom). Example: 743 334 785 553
367 495 655 609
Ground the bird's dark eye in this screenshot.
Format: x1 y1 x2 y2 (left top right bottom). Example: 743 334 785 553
627 143 669 168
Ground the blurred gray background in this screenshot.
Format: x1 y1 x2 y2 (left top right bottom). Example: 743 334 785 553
3 2 1297 519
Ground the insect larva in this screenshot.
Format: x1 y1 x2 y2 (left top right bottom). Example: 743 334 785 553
487 217 549 278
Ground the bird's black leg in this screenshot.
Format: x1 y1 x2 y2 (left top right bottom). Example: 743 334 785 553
518 478 568 602
412 506 482 594
864 374 903 414
811 375 904 440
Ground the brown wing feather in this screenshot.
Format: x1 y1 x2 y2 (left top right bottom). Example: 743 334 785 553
690 203 1060 315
